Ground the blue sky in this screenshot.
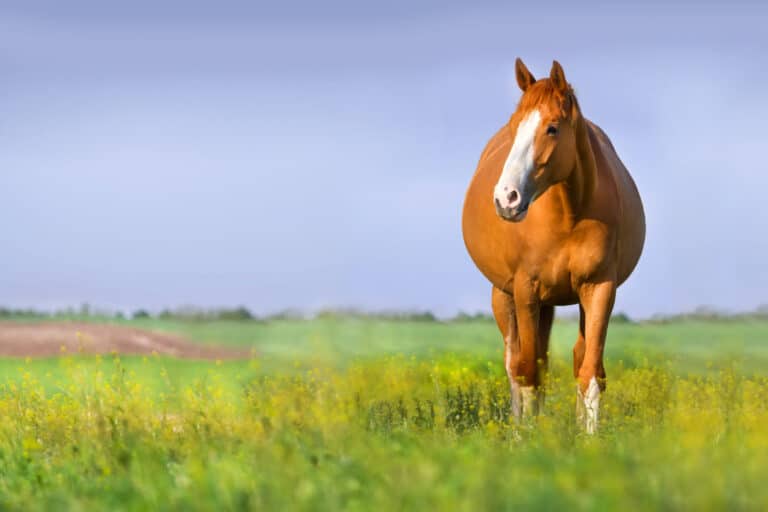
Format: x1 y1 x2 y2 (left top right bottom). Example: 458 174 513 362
1 1 767 317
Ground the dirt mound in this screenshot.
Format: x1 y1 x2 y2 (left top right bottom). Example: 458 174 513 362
0 322 250 359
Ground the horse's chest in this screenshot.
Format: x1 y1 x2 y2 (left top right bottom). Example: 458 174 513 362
531 249 578 305
517 226 614 305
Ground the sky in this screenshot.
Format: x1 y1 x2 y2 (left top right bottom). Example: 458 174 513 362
1 1 767 318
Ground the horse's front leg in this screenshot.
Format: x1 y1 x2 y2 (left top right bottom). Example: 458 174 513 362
576 278 616 434
510 276 541 421
492 287 524 420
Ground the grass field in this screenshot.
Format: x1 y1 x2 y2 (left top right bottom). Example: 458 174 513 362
1 317 767 510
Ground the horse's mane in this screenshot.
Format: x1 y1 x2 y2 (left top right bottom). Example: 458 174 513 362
517 79 579 119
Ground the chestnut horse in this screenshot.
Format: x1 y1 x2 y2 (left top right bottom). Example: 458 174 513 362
462 59 645 433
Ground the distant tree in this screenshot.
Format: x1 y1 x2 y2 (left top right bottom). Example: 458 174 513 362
690 305 724 320
406 311 437 322
452 311 494 322
0 307 48 319
265 309 304 321
610 312 633 324
132 309 152 319
217 306 254 321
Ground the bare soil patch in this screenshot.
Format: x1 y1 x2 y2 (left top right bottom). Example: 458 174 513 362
0 322 250 359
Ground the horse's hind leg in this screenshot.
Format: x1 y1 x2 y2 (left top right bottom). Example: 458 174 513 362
573 305 586 378
536 305 555 403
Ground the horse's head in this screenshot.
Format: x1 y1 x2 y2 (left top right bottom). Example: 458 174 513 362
494 58 580 222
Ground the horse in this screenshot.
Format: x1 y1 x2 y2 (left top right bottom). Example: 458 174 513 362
461 59 645 433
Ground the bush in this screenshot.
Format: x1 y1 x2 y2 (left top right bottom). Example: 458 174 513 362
217 307 254 321
452 311 494 322
156 306 256 322
611 312 633 324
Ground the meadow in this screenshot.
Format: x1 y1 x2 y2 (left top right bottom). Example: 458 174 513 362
0 316 767 510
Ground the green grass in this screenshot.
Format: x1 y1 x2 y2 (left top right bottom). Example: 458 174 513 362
0 317 767 510
20 315 768 373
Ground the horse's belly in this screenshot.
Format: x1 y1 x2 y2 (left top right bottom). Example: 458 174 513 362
594 126 646 287
615 175 646 286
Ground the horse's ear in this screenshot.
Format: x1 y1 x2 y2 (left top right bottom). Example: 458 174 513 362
515 58 536 92
549 60 568 91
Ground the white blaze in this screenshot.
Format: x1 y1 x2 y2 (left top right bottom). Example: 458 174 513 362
495 109 541 200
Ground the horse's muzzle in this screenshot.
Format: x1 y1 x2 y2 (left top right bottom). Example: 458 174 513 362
494 198 529 222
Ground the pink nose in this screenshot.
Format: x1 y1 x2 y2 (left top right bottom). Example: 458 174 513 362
506 189 520 207
496 186 523 209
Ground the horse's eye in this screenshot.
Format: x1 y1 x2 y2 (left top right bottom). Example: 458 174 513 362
546 124 558 136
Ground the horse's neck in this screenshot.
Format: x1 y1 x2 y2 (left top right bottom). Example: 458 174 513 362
563 115 598 221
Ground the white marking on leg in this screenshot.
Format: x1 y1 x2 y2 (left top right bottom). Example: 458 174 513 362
509 380 522 421
494 109 541 203
578 377 601 434
520 386 539 418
